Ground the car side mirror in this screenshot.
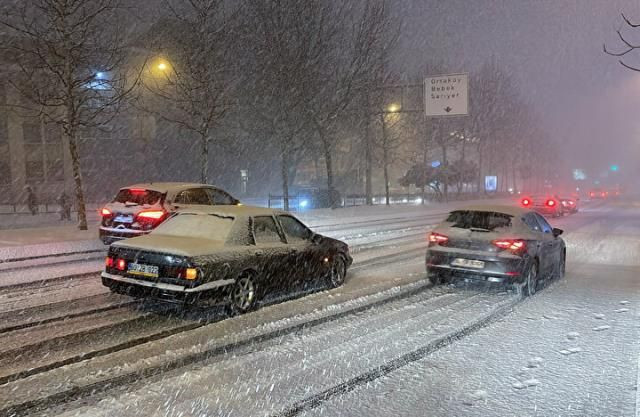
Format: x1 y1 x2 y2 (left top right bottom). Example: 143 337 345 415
552 228 563 237
311 233 323 244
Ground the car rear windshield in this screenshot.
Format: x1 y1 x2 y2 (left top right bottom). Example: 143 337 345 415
151 213 234 241
446 210 512 231
113 189 163 206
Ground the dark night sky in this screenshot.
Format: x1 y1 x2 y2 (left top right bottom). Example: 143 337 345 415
395 0 640 182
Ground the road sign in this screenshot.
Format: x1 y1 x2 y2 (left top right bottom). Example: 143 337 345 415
485 175 497 192
424 73 468 117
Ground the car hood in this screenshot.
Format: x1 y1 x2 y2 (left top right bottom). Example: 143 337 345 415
113 234 225 257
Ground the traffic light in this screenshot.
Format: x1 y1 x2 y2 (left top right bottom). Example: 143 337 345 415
610 164 619 172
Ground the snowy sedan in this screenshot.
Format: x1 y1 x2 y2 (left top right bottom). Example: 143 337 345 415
102 206 352 313
426 205 565 296
99 182 240 245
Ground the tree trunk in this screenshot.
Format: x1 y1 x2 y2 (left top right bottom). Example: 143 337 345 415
477 144 483 194
201 133 209 183
322 137 336 209
66 128 87 230
280 141 290 211
441 144 448 202
364 115 373 205
383 145 390 206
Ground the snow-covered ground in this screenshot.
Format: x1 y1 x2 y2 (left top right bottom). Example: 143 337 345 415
35 201 638 417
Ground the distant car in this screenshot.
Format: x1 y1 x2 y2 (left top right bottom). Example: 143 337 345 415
99 183 240 245
519 195 563 217
588 189 607 199
101 206 352 312
557 195 578 214
290 187 342 209
426 205 565 296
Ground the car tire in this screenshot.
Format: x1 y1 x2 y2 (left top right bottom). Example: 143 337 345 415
326 254 347 289
520 262 538 298
228 270 258 315
428 271 448 286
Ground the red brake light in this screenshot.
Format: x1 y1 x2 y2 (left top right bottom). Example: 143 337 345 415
101 207 112 216
492 239 526 254
521 198 531 207
601 192 606 197
129 188 147 194
116 259 126 271
590 192 595 197
136 210 165 220
105 257 114 268
428 232 449 246
546 199 555 207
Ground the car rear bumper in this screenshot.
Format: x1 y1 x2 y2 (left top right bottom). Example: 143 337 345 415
101 272 235 303
426 249 526 284
99 227 147 244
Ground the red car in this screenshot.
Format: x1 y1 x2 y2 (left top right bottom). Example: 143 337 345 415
520 195 563 217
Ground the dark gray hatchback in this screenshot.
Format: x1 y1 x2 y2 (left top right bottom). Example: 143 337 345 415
426 205 566 296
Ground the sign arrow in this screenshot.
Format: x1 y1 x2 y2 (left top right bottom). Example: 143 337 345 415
444 106 452 113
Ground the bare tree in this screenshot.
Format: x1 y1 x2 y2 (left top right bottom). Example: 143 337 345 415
308 0 398 208
0 0 137 229
604 13 640 71
140 0 237 184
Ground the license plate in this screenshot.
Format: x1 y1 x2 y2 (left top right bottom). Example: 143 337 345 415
127 263 159 278
451 258 485 269
114 215 133 223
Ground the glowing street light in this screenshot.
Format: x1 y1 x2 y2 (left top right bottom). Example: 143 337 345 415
157 62 167 71
387 103 400 113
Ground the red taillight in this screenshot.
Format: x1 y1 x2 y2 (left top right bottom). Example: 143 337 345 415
129 188 147 194
105 257 114 268
492 239 526 254
601 192 606 197
101 207 112 216
136 210 165 220
521 198 531 207
116 259 126 271
590 192 595 197
428 232 449 246
546 199 555 207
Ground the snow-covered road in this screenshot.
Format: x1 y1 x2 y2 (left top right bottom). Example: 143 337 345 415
2 199 638 417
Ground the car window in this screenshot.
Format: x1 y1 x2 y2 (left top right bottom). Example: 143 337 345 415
208 189 234 205
278 215 312 242
534 213 553 233
113 189 163 206
174 188 212 205
152 213 233 241
445 210 512 230
522 213 541 232
253 216 285 244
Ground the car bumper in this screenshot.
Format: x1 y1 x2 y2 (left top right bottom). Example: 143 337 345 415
99 227 147 244
426 249 526 284
101 272 235 304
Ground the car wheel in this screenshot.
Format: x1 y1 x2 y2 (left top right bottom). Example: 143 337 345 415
228 271 258 314
428 271 448 286
326 255 347 288
520 262 538 297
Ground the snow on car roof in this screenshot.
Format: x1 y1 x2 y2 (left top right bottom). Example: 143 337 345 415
173 204 287 218
450 204 531 217
120 182 224 192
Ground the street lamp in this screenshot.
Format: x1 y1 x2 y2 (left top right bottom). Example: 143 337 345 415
387 103 401 113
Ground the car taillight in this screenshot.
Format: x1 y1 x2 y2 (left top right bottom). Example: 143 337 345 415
546 199 555 207
590 192 595 197
137 210 165 220
116 259 126 271
105 257 114 268
428 232 449 247
492 239 526 254
521 198 531 207
601 192 606 197
101 207 112 216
